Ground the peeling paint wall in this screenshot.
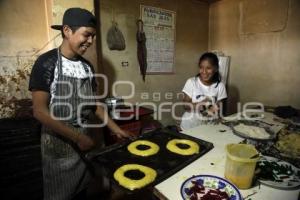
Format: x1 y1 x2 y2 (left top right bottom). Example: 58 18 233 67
0 0 51 118
0 0 94 119
99 0 209 125
209 0 300 113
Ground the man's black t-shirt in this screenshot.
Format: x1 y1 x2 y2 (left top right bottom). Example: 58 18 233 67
29 48 97 96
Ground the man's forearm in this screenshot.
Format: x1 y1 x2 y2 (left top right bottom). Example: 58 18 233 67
95 106 122 134
33 109 79 143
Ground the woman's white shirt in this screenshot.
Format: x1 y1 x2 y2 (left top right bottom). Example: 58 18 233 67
180 77 227 130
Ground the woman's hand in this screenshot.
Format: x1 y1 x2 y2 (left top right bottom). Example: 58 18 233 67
207 104 219 116
194 97 213 113
76 133 95 151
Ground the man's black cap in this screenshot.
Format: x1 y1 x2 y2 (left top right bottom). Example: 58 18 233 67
51 7 96 30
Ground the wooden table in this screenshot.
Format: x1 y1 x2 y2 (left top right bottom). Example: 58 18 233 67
154 112 300 200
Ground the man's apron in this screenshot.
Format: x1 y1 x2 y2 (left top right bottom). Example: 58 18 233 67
41 49 95 200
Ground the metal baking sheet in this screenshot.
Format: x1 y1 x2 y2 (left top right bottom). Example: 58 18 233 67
90 128 214 192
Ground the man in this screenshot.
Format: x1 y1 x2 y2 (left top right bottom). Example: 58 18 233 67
29 7 132 200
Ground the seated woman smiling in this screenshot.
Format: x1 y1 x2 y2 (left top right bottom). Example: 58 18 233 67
180 52 227 130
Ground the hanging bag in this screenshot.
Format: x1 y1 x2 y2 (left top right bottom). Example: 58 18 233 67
106 22 126 51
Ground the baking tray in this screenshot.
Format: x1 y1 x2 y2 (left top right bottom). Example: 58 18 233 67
90 128 213 192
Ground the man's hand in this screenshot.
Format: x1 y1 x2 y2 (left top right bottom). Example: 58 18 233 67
113 129 136 140
76 133 95 151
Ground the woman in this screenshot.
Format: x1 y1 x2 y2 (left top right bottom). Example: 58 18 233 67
180 52 227 130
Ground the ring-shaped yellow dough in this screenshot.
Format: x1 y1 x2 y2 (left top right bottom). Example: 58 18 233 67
113 164 157 190
166 139 200 155
127 140 160 157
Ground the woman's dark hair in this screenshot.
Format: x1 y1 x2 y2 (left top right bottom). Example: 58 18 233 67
196 52 221 87
61 26 80 38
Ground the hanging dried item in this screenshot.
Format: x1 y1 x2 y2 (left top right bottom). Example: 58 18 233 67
107 21 126 51
136 19 147 81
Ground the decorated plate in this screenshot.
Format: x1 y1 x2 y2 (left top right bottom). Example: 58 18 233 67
256 156 300 189
181 175 242 200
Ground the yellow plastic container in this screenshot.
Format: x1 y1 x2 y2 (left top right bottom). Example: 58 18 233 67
224 144 259 189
